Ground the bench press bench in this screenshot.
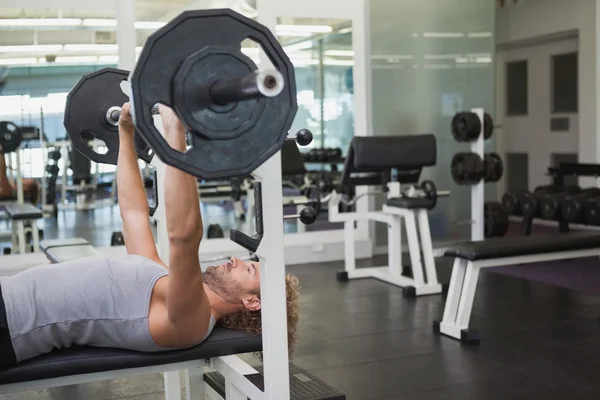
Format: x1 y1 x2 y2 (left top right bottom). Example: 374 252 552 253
433 231 600 344
5 204 43 254
0 238 345 399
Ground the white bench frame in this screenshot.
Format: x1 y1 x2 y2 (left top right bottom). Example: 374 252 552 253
328 181 442 296
438 247 600 341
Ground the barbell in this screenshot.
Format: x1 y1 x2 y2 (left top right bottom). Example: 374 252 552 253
64 8 298 180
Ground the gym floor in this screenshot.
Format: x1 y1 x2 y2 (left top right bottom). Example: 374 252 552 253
1 207 600 399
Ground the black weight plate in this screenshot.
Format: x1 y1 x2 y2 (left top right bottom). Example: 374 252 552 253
483 112 494 140
484 152 504 182
419 179 437 209
484 202 509 238
451 112 481 142
64 68 154 165
585 197 600 225
0 121 22 154
130 9 297 180
172 47 264 140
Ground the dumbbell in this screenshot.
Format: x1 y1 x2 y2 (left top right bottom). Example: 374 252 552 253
584 196 600 225
501 190 526 215
46 164 60 175
49 150 61 161
520 185 564 219
540 186 583 220
538 186 582 220
560 188 600 223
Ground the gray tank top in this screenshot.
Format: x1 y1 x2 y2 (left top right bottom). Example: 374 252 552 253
0 254 216 362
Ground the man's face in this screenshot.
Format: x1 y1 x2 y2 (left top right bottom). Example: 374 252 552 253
203 257 261 311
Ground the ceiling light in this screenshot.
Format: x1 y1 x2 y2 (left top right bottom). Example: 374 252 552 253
276 25 332 33
323 59 354 66
63 44 118 52
475 56 492 63
51 56 99 64
422 32 465 38
468 32 492 38
82 19 118 27
98 55 119 63
424 54 462 60
323 50 354 57
0 45 63 53
0 18 81 27
0 58 38 65
134 21 167 30
291 59 319 66
276 31 312 37
337 27 353 34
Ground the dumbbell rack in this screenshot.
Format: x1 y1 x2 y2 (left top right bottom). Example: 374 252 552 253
450 108 504 240
470 108 486 241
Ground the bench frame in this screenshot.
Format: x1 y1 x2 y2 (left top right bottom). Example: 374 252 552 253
329 181 442 297
0 354 264 400
437 248 600 342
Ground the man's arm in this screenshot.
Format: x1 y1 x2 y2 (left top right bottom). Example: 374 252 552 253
159 105 208 326
117 103 163 265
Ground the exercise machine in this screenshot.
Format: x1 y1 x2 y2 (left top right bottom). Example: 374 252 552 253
328 134 443 297
0 9 344 400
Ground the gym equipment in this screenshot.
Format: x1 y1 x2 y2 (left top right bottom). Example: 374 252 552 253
584 196 600 225
128 9 295 179
0 121 22 154
484 201 509 238
64 68 156 165
207 223 225 238
45 164 59 175
434 231 600 344
483 153 503 182
519 184 563 219
283 206 318 225
397 180 438 210
451 152 484 185
451 111 494 142
295 128 313 146
560 188 600 223
539 186 582 220
110 231 125 246
48 150 61 161
331 134 442 297
501 190 525 215
4 204 43 254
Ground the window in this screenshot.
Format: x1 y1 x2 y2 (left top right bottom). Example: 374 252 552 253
551 52 578 113
505 60 528 116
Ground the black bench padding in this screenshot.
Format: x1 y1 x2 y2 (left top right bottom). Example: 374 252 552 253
40 238 100 263
0 327 261 385
386 197 435 209
350 134 436 171
5 204 43 220
443 231 600 261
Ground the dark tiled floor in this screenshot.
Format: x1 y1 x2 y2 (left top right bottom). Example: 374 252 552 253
2 209 600 399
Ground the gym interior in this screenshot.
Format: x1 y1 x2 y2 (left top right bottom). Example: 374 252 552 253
0 0 599 399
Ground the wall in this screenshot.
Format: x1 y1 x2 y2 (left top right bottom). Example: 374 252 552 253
370 0 496 246
497 37 579 190
495 0 597 190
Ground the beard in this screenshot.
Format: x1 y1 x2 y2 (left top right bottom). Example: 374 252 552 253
203 264 244 304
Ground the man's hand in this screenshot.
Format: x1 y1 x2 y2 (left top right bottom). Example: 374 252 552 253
118 102 135 139
158 104 187 151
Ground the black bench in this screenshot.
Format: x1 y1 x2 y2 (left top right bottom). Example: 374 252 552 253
434 231 600 344
4 203 43 254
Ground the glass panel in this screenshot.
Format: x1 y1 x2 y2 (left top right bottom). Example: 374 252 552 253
274 16 353 234
370 0 495 245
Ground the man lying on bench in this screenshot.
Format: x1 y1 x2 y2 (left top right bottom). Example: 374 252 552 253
0 104 300 371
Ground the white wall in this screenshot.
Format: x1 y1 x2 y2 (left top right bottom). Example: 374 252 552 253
495 0 597 190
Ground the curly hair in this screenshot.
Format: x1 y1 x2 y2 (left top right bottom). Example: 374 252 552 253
219 274 300 358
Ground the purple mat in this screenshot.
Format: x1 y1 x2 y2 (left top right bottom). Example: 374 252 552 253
489 221 600 294
490 257 600 295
